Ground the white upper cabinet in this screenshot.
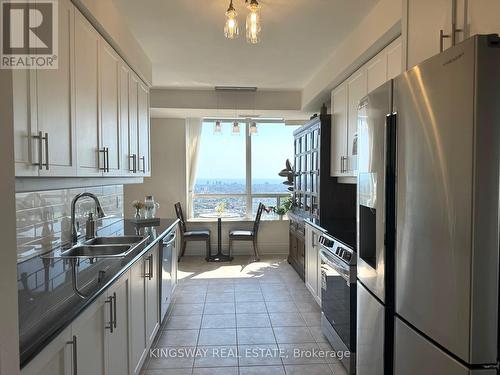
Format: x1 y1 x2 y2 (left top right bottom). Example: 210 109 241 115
15 0 76 177
74 11 101 176
13 0 151 180
406 0 452 69
36 0 76 177
387 39 403 80
330 37 402 179
99 40 121 176
137 82 151 176
466 0 500 37
13 70 37 177
346 68 367 175
119 63 132 174
331 84 348 176
405 0 500 69
128 74 140 175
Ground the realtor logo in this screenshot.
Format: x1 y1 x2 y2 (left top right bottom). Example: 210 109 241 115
1 0 58 69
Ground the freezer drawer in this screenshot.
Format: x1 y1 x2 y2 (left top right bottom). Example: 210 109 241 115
356 281 384 375
394 318 496 375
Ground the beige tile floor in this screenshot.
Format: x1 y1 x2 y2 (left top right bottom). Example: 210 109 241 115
141 255 348 375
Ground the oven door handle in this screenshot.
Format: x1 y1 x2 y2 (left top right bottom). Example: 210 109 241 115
320 249 352 285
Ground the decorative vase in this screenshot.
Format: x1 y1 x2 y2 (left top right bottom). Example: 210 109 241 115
135 208 141 219
279 214 283 220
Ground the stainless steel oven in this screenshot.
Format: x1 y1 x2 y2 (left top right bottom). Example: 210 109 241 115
319 234 356 374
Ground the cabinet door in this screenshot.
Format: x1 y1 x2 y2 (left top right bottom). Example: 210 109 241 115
21 326 72 375
331 84 348 176
74 11 101 176
71 296 106 375
129 257 147 374
346 68 367 175
387 38 403 80
304 225 316 297
406 0 452 68
37 0 76 176
145 247 160 346
105 273 130 375
128 74 139 174
14 70 39 176
99 40 121 176
467 0 500 37
366 51 387 93
119 63 132 175
137 82 150 176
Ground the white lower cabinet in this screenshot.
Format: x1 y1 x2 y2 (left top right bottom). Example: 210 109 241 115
21 326 72 375
22 243 162 375
105 274 130 375
130 245 160 375
305 223 323 305
71 295 107 375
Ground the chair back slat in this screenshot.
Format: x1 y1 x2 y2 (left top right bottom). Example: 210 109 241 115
253 203 265 236
174 202 187 232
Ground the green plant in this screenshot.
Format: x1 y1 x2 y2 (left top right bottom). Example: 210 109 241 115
275 196 292 216
215 202 226 215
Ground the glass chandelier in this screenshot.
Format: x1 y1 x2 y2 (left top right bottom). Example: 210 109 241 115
224 0 239 39
246 0 261 44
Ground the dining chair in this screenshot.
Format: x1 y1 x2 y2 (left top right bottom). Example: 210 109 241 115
174 202 211 261
228 202 265 261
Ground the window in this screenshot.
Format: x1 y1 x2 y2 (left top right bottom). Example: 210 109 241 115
192 121 297 219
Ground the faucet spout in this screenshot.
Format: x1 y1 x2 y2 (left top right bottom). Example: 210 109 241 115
70 193 106 244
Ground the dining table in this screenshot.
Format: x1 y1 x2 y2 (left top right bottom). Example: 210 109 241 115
198 212 241 262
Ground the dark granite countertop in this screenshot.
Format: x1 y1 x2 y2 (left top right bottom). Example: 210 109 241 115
18 218 179 368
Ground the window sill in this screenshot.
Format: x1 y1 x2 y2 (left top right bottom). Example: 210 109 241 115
187 216 289 223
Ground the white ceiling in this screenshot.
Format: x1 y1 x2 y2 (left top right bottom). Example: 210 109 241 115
114 0 379 90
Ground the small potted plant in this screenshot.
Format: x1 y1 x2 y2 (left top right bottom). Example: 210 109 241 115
215 202 226 216
132 200 145 219
274 196 293 220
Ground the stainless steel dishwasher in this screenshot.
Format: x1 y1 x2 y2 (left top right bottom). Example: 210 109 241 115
160 231 177 323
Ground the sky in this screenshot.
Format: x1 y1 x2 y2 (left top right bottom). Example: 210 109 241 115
196 122 297 180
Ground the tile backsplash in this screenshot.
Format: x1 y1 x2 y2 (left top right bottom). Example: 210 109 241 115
16 185 124 262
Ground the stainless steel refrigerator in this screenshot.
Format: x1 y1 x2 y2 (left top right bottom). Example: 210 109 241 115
357 34 500 374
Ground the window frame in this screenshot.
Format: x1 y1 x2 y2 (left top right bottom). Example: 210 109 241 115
190 121 292 219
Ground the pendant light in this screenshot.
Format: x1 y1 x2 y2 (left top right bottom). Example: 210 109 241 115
224 0 239 39
232 121 241 134
214 92 222 134
246 0 261 44
232 91 240 135
249 121 258 135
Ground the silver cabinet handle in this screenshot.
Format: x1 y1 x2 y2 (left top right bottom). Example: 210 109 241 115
340 156 347 173
148 254 153 280
128 154 137 173
33 132 49 170
113 291 117 329
105 294 114 333
140 156 146 173
105 147 110 173
451 0 463 46
439 29 451 52
44 132 49 170
67 335 78 375
99 148 107 172
311 231 315 248
144 255 151 279
33 131 43 170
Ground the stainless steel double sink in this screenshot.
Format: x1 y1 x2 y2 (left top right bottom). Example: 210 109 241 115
60 235 146 258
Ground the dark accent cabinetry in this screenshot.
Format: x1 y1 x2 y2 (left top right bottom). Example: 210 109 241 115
288 212 305 280
288 115 357 278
